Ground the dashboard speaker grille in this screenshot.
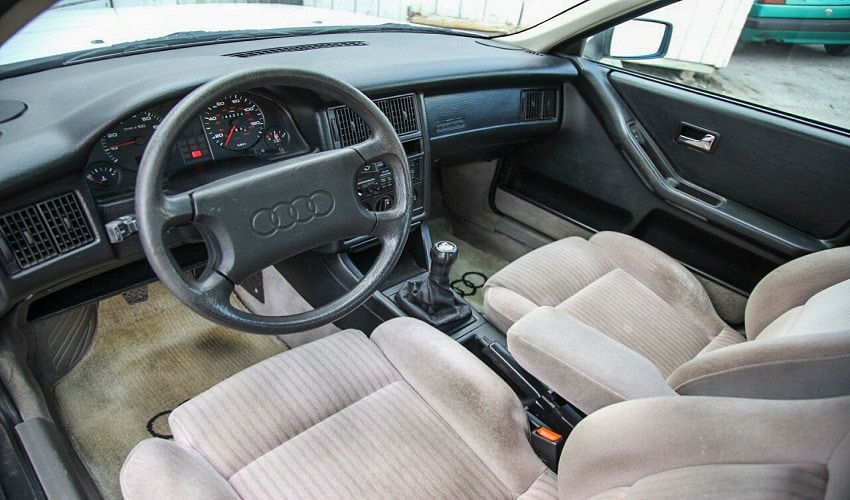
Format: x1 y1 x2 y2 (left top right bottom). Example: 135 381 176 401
225 41 368 58
0 193 93 271
331 94 420 148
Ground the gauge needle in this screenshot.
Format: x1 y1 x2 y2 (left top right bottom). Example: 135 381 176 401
112 140 137 148
224 125 236 146
88 178 104 185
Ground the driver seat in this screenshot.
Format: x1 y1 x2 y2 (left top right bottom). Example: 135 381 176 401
120 317 850 499
120 318 556 498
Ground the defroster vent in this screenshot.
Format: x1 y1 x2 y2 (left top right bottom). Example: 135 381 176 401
0 193 94 272
225 41 368 58
331 94 419 148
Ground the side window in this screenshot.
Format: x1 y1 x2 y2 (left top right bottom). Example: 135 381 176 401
583 0 850 131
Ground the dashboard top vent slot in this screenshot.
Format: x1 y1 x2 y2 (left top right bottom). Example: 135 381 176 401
521 89 557 121
331 94 419 148
0 193 93 272
225 40 368 58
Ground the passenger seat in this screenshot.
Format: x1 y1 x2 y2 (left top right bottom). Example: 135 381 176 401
483 232 850 414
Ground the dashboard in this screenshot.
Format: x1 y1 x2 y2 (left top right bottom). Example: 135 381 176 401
84 91 309 201
0 31 574 321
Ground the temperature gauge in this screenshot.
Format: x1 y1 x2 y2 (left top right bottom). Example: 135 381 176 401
85 162 121 191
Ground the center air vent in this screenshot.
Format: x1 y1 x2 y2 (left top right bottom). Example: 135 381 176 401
330 94 419 148
225 41 368 58
521 89 557 121
0 193 94 272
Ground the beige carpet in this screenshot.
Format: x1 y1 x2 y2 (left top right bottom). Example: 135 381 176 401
429 218 509 312
54 282 287 499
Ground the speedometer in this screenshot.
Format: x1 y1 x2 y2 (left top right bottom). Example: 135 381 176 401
202 94 265 151
101 111 161 169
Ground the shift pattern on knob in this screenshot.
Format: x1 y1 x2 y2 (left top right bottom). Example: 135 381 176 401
430 240 459 278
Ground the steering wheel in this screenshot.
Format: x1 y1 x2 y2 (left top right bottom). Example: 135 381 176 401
135 68 412 334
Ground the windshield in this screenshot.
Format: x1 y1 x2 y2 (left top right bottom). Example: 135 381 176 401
0 0 582 68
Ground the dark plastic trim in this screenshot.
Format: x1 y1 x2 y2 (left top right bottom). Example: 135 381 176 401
572 58 831 256
15 419 85 500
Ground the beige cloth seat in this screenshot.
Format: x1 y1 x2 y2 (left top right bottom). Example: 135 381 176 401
560 395 850 499
483 232 850 414
120 317 850 498
121 318 557 499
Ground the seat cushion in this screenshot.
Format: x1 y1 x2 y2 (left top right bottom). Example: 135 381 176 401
486 232 737 378
122 321 554 499
558 396 850 500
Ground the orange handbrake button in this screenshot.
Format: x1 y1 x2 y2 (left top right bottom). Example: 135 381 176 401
535 427 563 443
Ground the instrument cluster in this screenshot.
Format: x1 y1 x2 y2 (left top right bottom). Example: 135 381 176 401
83 91 309 200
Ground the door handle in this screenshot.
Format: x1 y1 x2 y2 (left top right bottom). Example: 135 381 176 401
676 123 719 153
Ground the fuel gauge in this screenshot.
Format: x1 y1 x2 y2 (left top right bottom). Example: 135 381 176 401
85 162 121 191
264 126 290 153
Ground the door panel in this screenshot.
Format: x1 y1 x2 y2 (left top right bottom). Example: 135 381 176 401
611 72 850 239
497 59 850 293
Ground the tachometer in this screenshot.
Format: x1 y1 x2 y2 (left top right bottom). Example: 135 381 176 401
101 111 161 169
202 94 265 151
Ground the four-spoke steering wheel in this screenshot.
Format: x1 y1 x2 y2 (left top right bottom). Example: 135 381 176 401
136 68 412 334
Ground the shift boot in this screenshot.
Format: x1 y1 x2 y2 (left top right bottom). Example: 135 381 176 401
396 241 472 328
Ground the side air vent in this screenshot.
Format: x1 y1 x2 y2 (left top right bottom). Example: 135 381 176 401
0 193 94 272
521 89 557 121
331 94 419 148
225 40 368 58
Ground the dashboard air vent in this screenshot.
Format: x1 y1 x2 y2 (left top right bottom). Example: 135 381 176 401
331 94 419 148
225 41 368 58
521 89 557 121
0 193 93 271
38 194 94 253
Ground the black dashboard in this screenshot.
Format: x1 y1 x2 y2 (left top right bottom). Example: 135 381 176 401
0 31 575 321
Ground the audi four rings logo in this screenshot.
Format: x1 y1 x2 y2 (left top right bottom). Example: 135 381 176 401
250 191 335 236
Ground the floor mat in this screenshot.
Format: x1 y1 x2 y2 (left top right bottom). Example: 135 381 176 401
429 217 509 312
54 282 287 499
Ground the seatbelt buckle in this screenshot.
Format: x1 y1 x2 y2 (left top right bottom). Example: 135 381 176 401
529 424 565 471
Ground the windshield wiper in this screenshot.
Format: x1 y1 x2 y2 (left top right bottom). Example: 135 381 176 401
295 23 486 38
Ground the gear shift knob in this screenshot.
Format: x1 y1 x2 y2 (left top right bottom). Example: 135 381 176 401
429 241 459 278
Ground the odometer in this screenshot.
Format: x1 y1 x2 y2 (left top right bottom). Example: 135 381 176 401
202 94 265 151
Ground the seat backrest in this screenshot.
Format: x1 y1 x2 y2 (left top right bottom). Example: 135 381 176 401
667 246 850 400
746 246 850 341
558 396 850 500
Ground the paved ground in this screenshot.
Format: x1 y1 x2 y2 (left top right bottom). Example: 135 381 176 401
714 42 849 130
630 42 849 130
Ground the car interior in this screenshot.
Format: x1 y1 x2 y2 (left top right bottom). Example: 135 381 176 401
0 0 849 498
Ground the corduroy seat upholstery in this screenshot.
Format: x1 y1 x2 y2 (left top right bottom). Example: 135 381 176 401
484 232 850 414
121 318 557 499
120 316 850 499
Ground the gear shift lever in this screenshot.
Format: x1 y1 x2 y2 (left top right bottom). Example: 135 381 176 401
430 240 459 278
396 240 472 329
